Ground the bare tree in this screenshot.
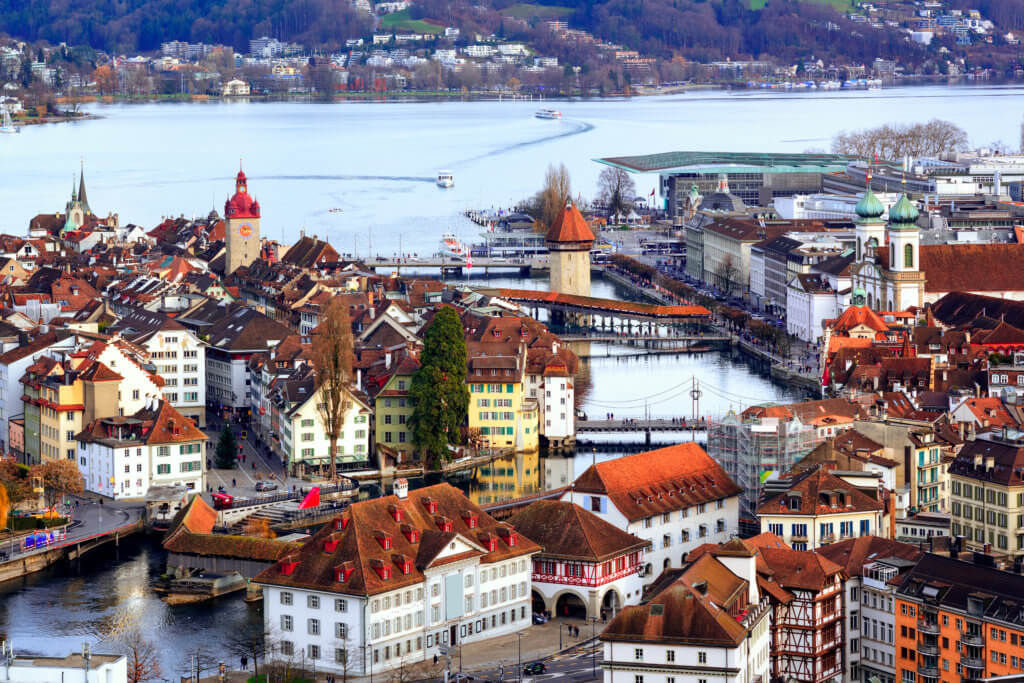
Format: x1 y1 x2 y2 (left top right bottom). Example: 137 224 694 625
537 163 572 233
333 631 363 683
717 256 739 296
226 618 274 681
597 166 636 224
120 630 162 683
832 119 968 160
313 297 355 481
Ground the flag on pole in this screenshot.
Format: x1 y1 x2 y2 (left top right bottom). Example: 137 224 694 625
298 487 320 509
649 188 655 197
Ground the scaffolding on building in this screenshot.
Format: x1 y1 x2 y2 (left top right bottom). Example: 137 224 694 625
708 410 825 536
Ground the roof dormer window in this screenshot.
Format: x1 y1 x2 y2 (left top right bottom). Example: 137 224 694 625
389 504 404 523
422 497 437 514
401 524 420 544
376 532 393 550
436 516 453 533
280 559 299 575
462 511 479 529
335 563 354 583
324 539 339 553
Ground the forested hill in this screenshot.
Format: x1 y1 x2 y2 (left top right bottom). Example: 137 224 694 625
0 0 372 52
0 0 946 65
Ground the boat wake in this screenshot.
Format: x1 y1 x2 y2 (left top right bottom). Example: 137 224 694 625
257 174 436 183
456 119 595 164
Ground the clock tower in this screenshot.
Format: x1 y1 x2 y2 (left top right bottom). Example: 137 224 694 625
224 167 261 274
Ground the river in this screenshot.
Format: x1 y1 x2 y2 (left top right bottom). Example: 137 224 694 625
0 85 1004 669
1 85 1023 256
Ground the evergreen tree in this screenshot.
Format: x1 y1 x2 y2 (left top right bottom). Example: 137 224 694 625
215 425 237 469
409 307 469 468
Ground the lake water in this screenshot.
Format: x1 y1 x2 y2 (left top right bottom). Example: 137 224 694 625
1 84 1023 256
0 85 1007 669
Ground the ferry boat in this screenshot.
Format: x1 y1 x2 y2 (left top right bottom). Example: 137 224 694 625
535 108 562 120
436 171 454 188
439 233 469 260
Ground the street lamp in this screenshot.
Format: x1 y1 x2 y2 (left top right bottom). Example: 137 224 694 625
589 616 599 679
516 632 524 683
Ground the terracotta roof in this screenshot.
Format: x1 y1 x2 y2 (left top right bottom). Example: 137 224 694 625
545 202 595 244
950 436 1024 486
815 536 922 576
919 244 1024 294
832 305 889 335
756 466 883 517
758 546 844 591
493 289 710 319
572 443 741 523
975 320 1024 346
163 495 300 561
601 554 753 648
253 483 540 597
956 397 1019 429
507 501 650 562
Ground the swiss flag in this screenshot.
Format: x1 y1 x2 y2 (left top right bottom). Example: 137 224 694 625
298 487 320 509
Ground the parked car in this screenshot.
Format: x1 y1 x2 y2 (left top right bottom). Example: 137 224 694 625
254 481 279 492
532 612 549 624
523 662 547 676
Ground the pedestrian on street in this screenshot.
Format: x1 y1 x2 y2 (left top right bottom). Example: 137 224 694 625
232 478 236 487
241 656 248 670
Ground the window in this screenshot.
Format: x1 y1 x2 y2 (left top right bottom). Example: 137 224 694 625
336 622 348 639
698 651 707 664
666 651 675 662
280 592 293 605
281 615 293 632
308 645 320 660
634 648 643 661
634 677 644 683
280 641 294 656
308 618 320 635
335 649 348 665
308 595 320 609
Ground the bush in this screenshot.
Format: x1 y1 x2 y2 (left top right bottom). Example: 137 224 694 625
10 516 68 530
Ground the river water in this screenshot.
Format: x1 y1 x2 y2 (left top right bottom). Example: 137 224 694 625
0 85 1007 669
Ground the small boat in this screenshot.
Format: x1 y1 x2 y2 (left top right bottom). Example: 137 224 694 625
437 170 454 188
439 233 469 260
0 108 18 134
535 108 562 120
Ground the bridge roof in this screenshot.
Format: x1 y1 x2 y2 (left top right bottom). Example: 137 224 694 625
595 151 859 175
492 289 711 319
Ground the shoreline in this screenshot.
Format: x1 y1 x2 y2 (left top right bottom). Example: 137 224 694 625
30 76 1015 110
11 112 100 128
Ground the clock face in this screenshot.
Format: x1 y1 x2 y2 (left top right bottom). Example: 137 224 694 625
237 222 254 239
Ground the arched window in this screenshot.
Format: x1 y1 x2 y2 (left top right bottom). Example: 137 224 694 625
890 243 895 266
868 292 874 309
904 243 914 269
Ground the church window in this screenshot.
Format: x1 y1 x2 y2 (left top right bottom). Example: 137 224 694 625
904 243 914 268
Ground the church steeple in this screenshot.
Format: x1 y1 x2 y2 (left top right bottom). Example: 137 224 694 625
78 161 91 215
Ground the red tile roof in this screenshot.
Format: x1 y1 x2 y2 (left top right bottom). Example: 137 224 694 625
832 305 889 335
545 202 595 244
919 244 1024 294
815 536 922 576
507 500 650 562
494 289 710 319
756 466 883 517
758 546 845 591
572 443 741 523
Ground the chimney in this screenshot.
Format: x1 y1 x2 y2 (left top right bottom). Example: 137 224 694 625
393 478 408 499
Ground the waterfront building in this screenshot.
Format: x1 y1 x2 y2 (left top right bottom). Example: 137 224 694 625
0 648 127 683
77 398 206 497
546 201 594 299
817 536 923 683
270 365 372 476
373 353 418 459
253 480 540 677
507 500 650 619
757 464 884 550
894 552 1024 683
108 306 207 427
561 443 741 587
595 151 858 219
774 192 901 220
224 168 261 275
948 429 1024 561
599 539 772 683
466 340 538 453
787 273 838 343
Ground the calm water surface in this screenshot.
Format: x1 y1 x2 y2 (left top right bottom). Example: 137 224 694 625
1 85 1022 255
1 85 999 666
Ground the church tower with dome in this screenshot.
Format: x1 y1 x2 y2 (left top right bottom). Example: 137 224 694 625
224 167 261 274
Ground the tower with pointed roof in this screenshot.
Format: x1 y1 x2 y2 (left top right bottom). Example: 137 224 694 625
545 200 594 298
62 165 92 234
224 166 261 274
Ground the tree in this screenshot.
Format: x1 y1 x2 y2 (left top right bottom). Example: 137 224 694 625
537 163 572 233
597 166 636 224
30 460 83 509
120 630 162 683
0 484 7 531
717 256 739 296
831 119 968 160
215 425 237 470
93 65 117 95
409 307 469 468
226 618 274 681
312 298 355 481
0 460 33 509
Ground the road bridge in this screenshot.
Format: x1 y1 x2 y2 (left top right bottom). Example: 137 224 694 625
576 418 709 445
365 257 548 276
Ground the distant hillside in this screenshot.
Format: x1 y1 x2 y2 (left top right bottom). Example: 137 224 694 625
0 0 372 52
0 0 952 66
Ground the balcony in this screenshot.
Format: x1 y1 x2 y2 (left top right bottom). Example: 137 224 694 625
791 532 808 541
918 666 940 679
961 656 985 670
917 620 940 635
821 533 836 543
962 633 983 647
918 643 939 656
